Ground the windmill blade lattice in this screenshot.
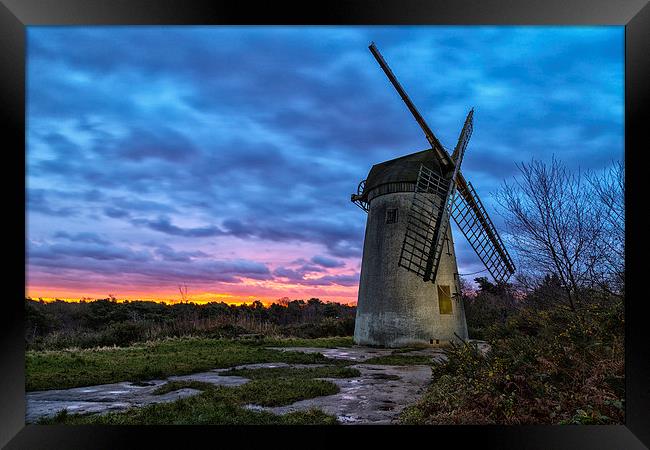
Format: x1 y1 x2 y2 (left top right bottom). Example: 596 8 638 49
450 181 516 284
399 110 472 284
398 164 453 282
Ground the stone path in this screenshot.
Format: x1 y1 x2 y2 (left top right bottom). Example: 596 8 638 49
25 370 249 423
267 345 448 363
257 345 448 424
26 343 489 424
247 363 432 424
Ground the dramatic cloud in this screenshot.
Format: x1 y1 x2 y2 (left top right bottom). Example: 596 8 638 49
311 255 346 269
132 216 224 238
28 237 273 289
25 26 623 303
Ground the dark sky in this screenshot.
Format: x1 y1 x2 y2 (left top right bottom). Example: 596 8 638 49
26 26 624 303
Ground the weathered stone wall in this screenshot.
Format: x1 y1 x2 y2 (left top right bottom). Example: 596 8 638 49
354 192 468 347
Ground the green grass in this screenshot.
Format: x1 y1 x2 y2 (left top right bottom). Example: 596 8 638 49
38 367 348 425
152 380 212 395
237 378 339 406
221 365 361 380
26 337 338 391
257 336 355 348
41 401 337 425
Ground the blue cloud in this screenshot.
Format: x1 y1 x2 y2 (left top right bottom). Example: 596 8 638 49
131 216 224 238
28 237 272 285
26 26 623 293
311 255 346 269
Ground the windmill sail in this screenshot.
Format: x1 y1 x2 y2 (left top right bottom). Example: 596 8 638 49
450 111 515 283
398 111 472 283
398 164 452 281
450 181 516 284
450 110 515 283
368 42 515 284
368 42 454 172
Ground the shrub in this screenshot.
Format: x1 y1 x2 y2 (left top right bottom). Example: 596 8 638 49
402 296 624 425
279 317 354 339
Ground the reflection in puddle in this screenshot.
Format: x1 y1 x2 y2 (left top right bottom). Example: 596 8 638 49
338 415 359 423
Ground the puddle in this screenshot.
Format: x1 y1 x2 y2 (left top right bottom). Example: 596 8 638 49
337 415 360 423
371 374 401 380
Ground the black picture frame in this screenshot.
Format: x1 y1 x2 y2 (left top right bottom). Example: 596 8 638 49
2 0 648 448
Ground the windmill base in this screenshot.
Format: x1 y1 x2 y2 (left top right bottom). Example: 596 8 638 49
354 311 468 348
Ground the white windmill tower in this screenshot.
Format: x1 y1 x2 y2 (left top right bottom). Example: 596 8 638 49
351 43 515 348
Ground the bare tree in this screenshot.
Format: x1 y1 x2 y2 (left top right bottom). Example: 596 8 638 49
178 284 189 303
496 157 608 311
586 161 625 294
458 276 476 298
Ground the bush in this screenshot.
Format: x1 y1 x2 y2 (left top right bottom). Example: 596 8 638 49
30 321 151 350
208 323 250 339
402 296 624 425
102 321 148 346
279 317 354 339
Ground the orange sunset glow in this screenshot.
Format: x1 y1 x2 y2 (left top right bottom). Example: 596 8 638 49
26 278 360 306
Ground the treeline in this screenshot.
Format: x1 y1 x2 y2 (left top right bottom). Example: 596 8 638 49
25 298 356 350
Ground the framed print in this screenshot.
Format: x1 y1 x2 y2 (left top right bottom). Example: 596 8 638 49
1 0 648 448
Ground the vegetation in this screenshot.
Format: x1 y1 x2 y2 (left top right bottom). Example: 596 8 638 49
262 336 354 348
25 297 355 351
462 277 518 340
401 288 623 424
41 401 338 425
220 365 361 380
39 370 346 425
26 337 339 391
496 158 624 310
236 378 339 407
151 380 211 395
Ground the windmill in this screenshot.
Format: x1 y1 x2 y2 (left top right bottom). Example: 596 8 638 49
351 43 515 347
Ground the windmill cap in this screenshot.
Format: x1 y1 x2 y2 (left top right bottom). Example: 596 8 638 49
361 148 444 199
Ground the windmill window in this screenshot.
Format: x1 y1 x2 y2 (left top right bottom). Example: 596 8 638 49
438 285 452 315
385 208 398 224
